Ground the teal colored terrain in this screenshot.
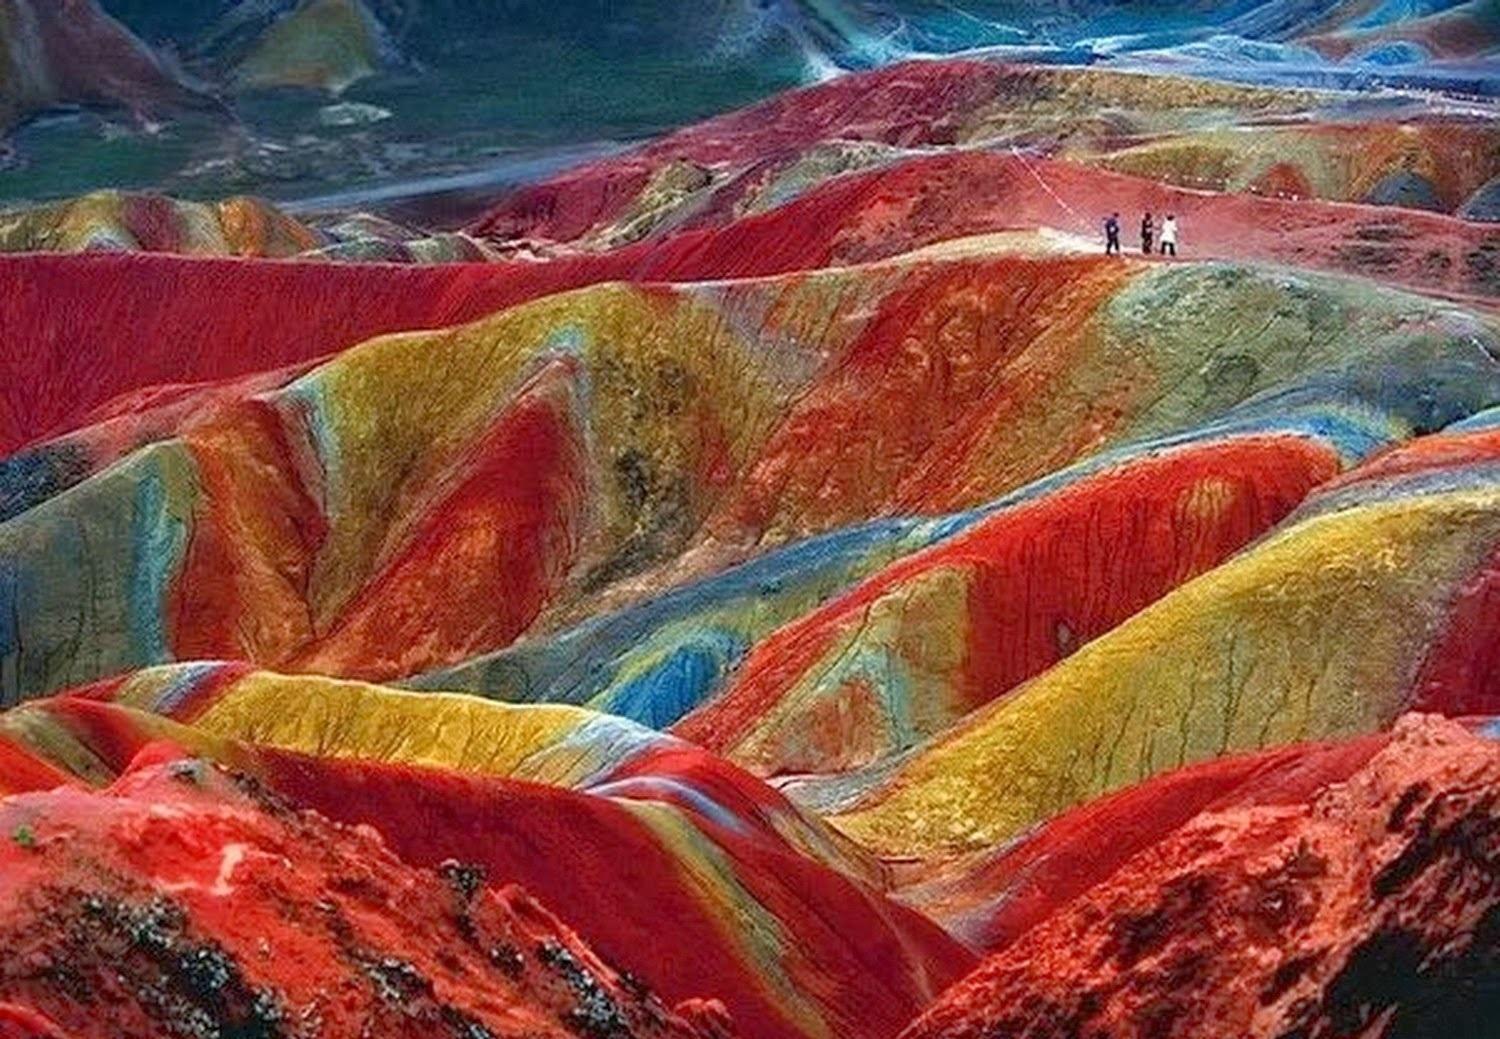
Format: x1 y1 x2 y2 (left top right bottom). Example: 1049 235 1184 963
2 1 1494 206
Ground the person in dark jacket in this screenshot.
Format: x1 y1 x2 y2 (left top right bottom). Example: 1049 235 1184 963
1104 213 1121 255
1141 212 1154 254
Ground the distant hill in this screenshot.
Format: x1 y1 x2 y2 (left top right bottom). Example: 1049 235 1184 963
0 0 1489 204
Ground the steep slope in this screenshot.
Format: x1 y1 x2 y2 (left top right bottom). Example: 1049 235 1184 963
604 149 1500 298
0 254 535 454
799 417 1500 860
407 397 1392 728
895 729 1393 950
468 58 1500 258
467 60 1317 245
230 0 392 94
0 0 218 134
0 751 735 1039
409 262 1498 719
3 26 1500 1039
673 433 1341 775
9 100 1499 452
900 715 1500 1039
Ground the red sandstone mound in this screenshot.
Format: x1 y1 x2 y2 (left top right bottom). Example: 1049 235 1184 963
901 714 1500 1039
0 254 548 453
0 749 734 1039
676 435 1340 775
467 59 1012 244
0 692 969 1039
466 59 1500 301
899 732 1391 951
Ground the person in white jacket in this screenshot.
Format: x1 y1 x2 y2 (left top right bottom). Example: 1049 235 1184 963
1160 214 1178 257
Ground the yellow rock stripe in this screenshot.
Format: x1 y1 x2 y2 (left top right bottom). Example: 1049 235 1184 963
185 671 590 777
829 489 1500 858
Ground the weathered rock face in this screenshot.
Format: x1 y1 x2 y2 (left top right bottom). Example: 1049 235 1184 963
0 750 735 1039
229 0 393 94
900 715 1500 1039
2 12 1500 1039
0 192 319 257
0 190 497 262
6 252 1497 711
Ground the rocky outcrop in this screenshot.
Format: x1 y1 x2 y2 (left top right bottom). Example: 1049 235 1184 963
6 255 1497 704
901 715 1500 1039
230 0 395 94
0 191 318 256
0 750 735 1038
0 681 973 1039
0 191 494 261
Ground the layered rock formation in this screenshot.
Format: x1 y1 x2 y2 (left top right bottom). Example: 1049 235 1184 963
0 673 970 1039
2 15 1499 1039
901 716 1500 1039
0 751 736 1038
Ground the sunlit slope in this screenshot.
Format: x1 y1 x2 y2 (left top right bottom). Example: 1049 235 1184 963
0 191 319 256
0 754 739 1039
894 727 1393 951
471 59 1500 284
674 434 1341 776
413 262 1499 724
1070 120 1500 212
808 422 1500 859
8 85 1498 454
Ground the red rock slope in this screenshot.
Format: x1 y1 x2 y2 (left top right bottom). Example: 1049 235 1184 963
0 746 735 1039
901 714 1500 1039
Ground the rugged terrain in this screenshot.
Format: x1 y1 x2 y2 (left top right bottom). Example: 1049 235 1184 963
1 5 1499 1037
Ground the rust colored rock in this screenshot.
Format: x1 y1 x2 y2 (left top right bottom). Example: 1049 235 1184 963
902 715 1500 1039
0 751 733 1039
